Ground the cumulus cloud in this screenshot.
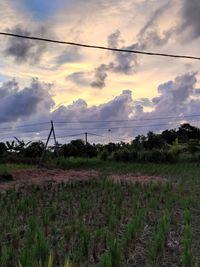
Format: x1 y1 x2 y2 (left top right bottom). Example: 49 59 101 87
52 89 133 123
0 78 54 123
52 72 200 139
137 72 200 133
1 72 200 142
4 25 51 64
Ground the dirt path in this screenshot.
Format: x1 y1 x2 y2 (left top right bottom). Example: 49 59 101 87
0 168 167 192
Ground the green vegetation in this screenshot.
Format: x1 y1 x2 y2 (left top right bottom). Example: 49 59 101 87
0 178 169 266
1 123 200 165
182 209 194 267
0 126 200 267
0 160 199 266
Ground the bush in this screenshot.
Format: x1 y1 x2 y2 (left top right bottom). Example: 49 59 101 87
129 149 138 162
169 143 186 157
112 149 131 162
99 150 109 161
138 150 152 162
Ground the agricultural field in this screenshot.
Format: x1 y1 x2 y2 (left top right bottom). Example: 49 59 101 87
0 160 199 267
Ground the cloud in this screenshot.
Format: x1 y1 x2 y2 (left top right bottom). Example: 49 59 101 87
107 30 142 74
139 1 171 37
52 73 200 139
110 43 141 74
139 72 200 132
4 25 50 64
156 72 197 106
107 29 123 48
179 0 200 40
67 72 91 86
53 89 133 122
137 1 173 48
55 46 82 64
90 64 109 89
91 15 173 89
91 31 141 89
0 78 54 123
1 72 200 142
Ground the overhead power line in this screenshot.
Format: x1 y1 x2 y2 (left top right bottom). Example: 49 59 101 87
53 120 200 131
0 32 200 61
0 122 49 131
0 114 200 133
54 114 200 125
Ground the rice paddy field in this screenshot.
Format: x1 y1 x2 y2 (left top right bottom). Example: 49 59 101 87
0 160 199 267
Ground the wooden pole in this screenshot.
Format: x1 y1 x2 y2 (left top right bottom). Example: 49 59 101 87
51 120 59 157
38 123 53 167
85 132 88 159
85 132 88 145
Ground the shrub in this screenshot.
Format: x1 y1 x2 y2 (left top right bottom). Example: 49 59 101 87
129 149 138 162
99 149 109 161
137 150 152 162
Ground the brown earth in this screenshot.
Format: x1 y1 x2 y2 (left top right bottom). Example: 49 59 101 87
0 168 166 192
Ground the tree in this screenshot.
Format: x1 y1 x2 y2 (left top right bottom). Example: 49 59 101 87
24 141 45 158
145 132 166 150
177 123 200 143
14 137 31 154
6 141 15 153
161 129 177 144
0 142 7 156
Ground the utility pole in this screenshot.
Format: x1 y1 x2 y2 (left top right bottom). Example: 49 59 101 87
85 132 88 159
51 120 59 157
108 129 111 143
38 122 53 167
38 120 58 167
85 132 88 145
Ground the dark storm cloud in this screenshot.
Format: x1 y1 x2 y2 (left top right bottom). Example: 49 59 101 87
179 0 200 39
4 25 51 64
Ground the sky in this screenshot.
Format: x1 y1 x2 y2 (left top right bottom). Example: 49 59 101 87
0 0 200 143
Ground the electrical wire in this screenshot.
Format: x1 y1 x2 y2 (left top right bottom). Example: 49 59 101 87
0 32 200 61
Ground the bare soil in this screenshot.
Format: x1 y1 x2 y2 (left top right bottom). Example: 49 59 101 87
0 168 166 192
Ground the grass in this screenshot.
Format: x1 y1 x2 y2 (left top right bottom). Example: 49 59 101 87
0 163 32 176
182 209 194 267
0 178 174 266
0 159 199 266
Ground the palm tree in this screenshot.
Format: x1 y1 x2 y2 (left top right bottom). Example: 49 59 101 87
14 137 32 153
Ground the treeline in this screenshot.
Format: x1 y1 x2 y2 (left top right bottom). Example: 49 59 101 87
0 123 200 164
